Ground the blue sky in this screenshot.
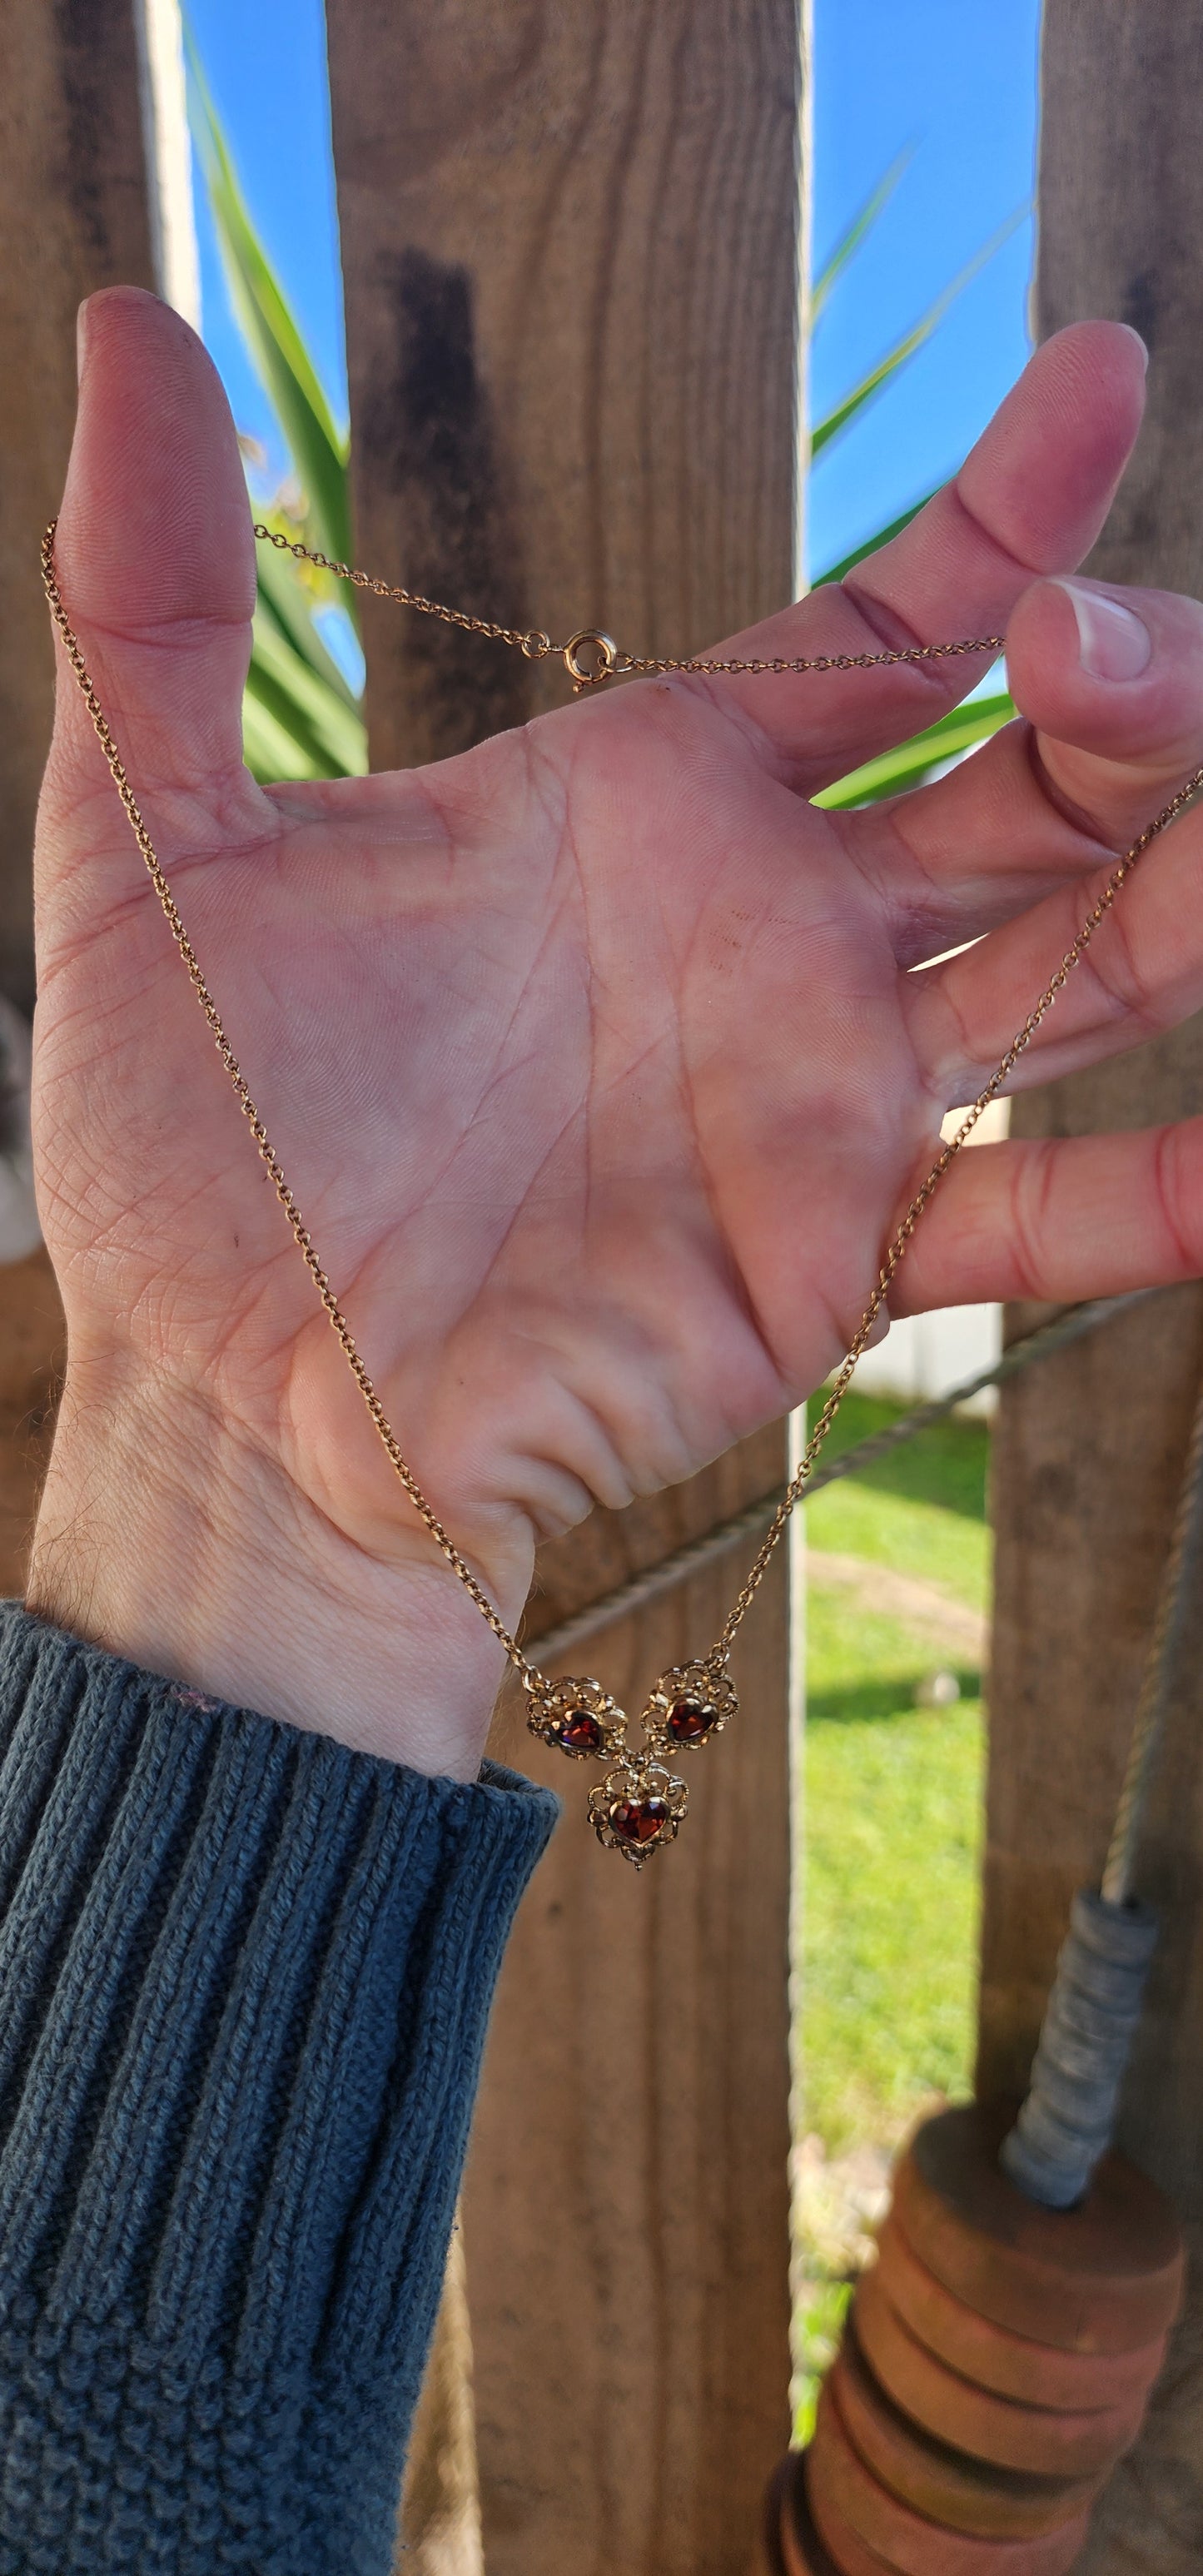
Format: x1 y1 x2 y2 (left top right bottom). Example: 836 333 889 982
187 0 1041 590
808 2 1040 574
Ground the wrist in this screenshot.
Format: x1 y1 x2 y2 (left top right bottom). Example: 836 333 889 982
27 1373 525 1778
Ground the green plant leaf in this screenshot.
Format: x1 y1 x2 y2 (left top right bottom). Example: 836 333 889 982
810 148 914 324
813 690 1014 810
244 613 368 782
255 539 361 710
810 206 1028 462
241 683 321 786
186 23 365 784
186 39 351 567
811 490 940 589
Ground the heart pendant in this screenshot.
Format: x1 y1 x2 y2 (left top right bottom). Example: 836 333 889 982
524 1672 626 1762
641 1657 738 1753
589 1760 688 1867
524 1661 730 1863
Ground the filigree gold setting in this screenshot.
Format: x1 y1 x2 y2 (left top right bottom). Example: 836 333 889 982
642 1657 738 1753
524 1658 735 1862
523 1671 626 1762
588 1758 689 1868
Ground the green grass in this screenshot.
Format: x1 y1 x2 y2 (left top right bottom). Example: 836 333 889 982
794 2278 853 2441
802 1600 983 2146
808 1383 992 1609
801 1386 988 2150
793 1387 989 2432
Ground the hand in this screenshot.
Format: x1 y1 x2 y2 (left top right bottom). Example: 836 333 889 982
28 291 1203 1773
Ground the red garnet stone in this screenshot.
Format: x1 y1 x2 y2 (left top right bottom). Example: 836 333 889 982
666 1694 718 1745
609 1794 671 1846
556 1708 605 1756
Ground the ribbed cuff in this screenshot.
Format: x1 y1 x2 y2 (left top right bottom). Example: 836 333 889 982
0 1603 557 2573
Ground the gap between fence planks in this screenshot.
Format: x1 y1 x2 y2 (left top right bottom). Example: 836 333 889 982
324 8 805 2571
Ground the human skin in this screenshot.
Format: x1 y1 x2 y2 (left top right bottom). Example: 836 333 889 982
27 288 1203 1776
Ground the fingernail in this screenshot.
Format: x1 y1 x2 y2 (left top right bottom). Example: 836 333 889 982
1051 576 1152 682
1118 322 1150 374
76 300 90 385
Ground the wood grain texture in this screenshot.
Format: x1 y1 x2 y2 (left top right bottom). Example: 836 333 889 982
0 1249 64 1594
0 0 155 1015
325 8 803 2566
327 0 803 766
474 1425 791 2576
0 0 149 1595
983 11 1203 2564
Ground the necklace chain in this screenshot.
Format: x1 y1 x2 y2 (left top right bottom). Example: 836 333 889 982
255 520 1006 694
40 517 1203 1861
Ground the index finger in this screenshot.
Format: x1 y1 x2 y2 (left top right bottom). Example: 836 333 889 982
692 321 1147 791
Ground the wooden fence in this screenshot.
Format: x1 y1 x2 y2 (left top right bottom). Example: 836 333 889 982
986 11 1203 2567
5 5 1203 2570
0 7 803 2569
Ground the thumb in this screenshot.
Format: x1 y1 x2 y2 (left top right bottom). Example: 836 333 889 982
44 286 256 828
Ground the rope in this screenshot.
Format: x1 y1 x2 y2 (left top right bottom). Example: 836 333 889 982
526 1289 1157 1666
1003 1335 1203 2208
1101 1359 1203 1902
1001 1893 1161 2206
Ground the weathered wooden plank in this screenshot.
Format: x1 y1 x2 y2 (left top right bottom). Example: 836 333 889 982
0 0 156 1017
0 1250 64 1595
327 1 803 770
471 1427 791 2576
984 11 1203 2565
326 9 803 2568
0 0 156 1587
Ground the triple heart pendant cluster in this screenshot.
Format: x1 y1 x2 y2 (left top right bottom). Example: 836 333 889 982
523 1657 738 1867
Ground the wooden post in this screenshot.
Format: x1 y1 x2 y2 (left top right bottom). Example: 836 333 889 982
983 12 1203 2565
469 1429 793 2576
0 0 156 1017
0 1 157 1584
325 10 803 2569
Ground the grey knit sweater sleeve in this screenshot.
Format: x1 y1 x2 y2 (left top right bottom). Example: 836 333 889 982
0 1602 557 2574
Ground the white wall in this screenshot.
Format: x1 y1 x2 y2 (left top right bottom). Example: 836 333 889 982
850 1301 1002 1416
848 1094 1008 1417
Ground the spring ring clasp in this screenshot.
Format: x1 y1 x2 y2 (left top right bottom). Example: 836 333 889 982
563 628 619 693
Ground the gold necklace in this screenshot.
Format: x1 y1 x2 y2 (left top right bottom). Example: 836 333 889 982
41 520 1203 1865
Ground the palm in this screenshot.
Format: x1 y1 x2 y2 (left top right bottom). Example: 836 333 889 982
34 295 1203 1639
40 680 917 1547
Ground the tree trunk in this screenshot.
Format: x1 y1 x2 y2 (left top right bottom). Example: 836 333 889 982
325 8 806 2569
982 11 1203 2567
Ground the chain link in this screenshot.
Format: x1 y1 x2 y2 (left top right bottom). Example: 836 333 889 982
42 522 529 1677
719 758 1203 1649
255 522 1005 692
40 517 1203 1693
